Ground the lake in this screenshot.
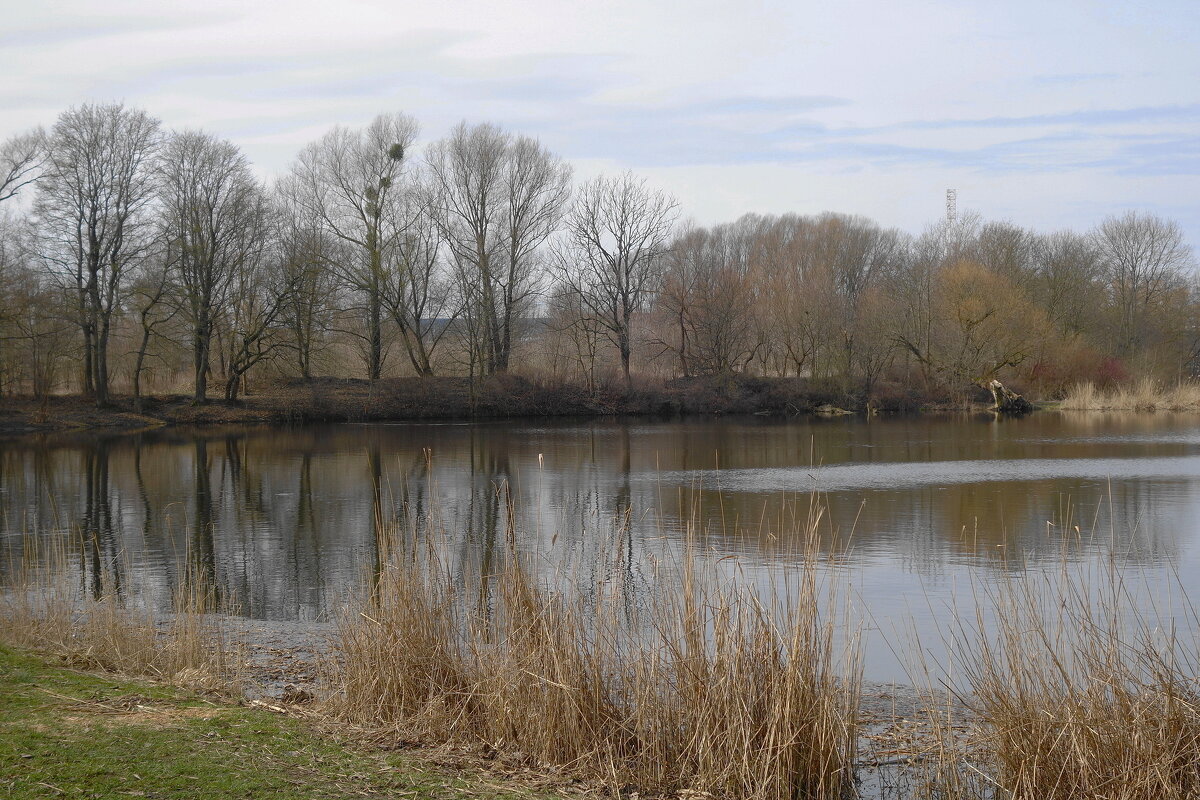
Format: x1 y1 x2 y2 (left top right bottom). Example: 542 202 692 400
3 412 1199 683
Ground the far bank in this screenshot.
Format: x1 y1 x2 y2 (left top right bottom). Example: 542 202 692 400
0 373 1010 436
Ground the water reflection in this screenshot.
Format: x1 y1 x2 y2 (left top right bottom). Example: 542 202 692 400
3 413 1200 680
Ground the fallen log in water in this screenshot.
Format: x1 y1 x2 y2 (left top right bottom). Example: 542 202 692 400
987 379 1033 415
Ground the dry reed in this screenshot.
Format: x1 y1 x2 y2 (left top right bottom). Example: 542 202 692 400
921 560 1200 800
331 499 861 799
1061 379 1200 411
0 534 240 691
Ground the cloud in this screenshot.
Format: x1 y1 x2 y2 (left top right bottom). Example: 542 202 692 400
869 104 1200 133
528 98 1199 184
1028 72 1122 87
1113 136 1200 176
0 0 1195 245
0 13 233 48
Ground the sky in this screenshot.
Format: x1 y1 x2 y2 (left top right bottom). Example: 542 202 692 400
1 0 1197 244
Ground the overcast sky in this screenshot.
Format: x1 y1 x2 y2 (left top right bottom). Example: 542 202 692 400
2 0 1196 243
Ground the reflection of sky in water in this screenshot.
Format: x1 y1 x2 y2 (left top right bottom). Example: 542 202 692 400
654 456 1200 491
4 413 1200 683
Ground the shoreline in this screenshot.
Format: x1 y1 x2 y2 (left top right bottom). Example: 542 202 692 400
0 374 1008 437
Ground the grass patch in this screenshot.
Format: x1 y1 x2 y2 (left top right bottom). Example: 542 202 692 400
0 644 554 800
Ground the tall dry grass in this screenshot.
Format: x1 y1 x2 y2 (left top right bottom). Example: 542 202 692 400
0 534 240 691
918 559 1200 800
1061 379 1200 411
331 502 861 799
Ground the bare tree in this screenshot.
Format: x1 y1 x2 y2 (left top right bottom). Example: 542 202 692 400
384 186 458 376
34 103 161 405
159 130 270 401
289 113 419 379
1034 230 1104 338
3 267 72 397
654 222 759 376
686 224 761 375
1095 211 1194 356
0 213 72 396
546 283 605 393
799 213 903 389
128 253 177 411
275 187 336 379
652 224 703 376
890 214 981 386
748 215 817 378
976 220 1038 291
554 172 677 382
0 130 45 204
220 248 296 401
425 123 571 374
0 212 28 392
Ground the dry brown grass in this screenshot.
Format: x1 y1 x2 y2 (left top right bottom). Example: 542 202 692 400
1061 379 1200 411
0 534 240 691
918 561 1200 800
331 503 861 800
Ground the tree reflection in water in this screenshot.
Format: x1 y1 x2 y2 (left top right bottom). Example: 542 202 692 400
1 414 1199 681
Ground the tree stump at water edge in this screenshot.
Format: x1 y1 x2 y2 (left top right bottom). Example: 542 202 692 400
987 379 1033 415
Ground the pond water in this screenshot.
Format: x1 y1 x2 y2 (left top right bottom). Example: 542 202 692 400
3 412 1199 683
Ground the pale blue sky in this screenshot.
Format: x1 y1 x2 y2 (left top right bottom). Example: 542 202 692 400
1 0 1196 243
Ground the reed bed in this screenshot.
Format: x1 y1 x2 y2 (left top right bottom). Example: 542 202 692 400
331 508 861 800
0 534 239 691
918 560 1200 800
1060 379 1200 411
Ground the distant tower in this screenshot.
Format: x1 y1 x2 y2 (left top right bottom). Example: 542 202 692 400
945 188 957 224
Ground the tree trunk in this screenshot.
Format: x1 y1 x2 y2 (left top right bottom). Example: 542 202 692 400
676 310 691 378
133 326 152 413
987 379 1033 415
193 319 210 403
81 325 95 396
369 291 382 380
299 333 311 379
94 321 110 407
619 327 632 385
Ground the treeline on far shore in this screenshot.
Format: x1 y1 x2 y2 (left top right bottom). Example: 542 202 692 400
0 103 1195 412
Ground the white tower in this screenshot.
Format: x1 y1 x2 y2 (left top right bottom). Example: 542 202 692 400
946 188 957 224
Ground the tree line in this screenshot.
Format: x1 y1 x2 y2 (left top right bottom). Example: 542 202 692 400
0 103 1194 407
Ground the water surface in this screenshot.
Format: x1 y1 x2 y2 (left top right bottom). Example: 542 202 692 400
3 412 1199 682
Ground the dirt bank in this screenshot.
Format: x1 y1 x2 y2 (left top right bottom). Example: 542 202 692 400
1 374 939 435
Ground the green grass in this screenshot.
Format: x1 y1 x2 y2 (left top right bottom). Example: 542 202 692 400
0 645 552 800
